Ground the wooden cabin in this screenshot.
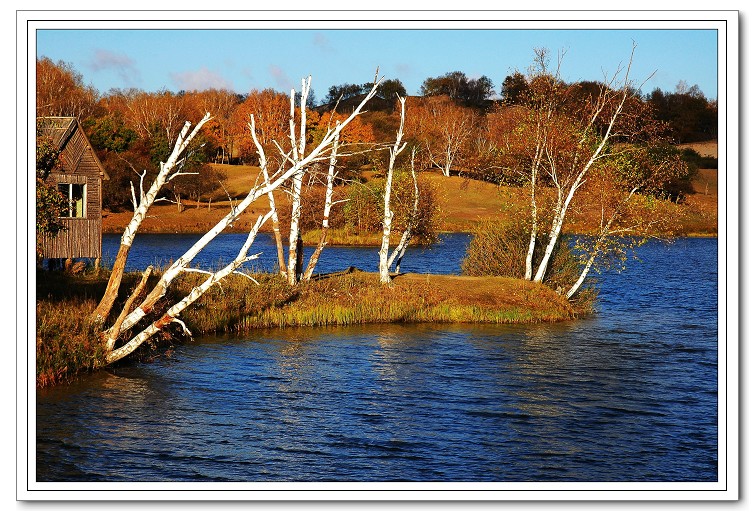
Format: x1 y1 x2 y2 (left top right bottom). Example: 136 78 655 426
38 117 108 261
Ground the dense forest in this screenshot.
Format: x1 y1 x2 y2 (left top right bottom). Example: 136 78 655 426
36 57 717 213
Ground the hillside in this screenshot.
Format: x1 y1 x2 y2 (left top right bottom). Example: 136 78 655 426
102 146 718 237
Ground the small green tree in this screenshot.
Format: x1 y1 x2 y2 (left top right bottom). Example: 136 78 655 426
36 134 66 257
83 114 138 153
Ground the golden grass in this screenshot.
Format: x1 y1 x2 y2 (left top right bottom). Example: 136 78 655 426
36 268 576 386
178 270 576 334
103 154 717 237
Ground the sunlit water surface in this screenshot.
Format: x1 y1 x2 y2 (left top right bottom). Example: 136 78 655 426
37 236 718 482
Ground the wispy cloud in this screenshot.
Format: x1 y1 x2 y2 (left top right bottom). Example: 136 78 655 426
395 63 414 77
313 32 335 53
268 65 294 91
88 49 141 85
170 67 234 91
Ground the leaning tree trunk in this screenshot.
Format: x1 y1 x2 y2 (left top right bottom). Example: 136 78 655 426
248 115 286 277
111 78 381 341
532 75 630 284
92 113 212 323
524 131 545 281
388 148 419 275
303 131 340 281
106 211 272 364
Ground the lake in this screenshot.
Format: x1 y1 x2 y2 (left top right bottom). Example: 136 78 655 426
36 235 718 482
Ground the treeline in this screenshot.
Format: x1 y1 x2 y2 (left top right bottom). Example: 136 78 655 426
37 57 716 212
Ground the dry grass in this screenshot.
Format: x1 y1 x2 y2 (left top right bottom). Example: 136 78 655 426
103 150 718 238
178 270 576 333
36 268 576 386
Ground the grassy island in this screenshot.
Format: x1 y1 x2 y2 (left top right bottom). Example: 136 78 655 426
36 268 577 387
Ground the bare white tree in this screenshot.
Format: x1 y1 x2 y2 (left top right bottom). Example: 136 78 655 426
302 130 341 281
92 113 213 323
518 46 643 285
249 113 287 277
378 97 418 284
249 75 382 285
103 77 383 364
284 77 312 285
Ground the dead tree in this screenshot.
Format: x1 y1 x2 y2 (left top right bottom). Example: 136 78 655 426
103 77 382 364
378 97 416 284
248 114 286 277
250 76 382 285
92 113 213 323
302 130 341 281
285 77 312 285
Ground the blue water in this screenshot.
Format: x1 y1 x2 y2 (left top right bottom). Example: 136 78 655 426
100 232 472 275
36 236 719 482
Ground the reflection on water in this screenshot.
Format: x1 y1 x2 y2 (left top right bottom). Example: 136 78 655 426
37 238 718 482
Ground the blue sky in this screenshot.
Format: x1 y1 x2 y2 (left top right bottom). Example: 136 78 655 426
36 28 719 101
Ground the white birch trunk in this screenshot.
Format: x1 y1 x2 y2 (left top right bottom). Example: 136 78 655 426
303 132 340 281
248 115 286 277
532 82 631 284
106 211 272 364
115 79 381 337
379 97 407 284
286 78 311 285
524 129 545 280
388 149 419 274
566 250 597 300
565 186 638 299
92 113 212 322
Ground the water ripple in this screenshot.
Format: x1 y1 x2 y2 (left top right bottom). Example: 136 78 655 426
37 238 718 482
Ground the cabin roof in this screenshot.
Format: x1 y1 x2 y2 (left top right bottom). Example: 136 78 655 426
37 116 109 180
37 116 78 149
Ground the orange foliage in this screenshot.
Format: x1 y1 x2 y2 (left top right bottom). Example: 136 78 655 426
231 89 290 162
36 57 98 119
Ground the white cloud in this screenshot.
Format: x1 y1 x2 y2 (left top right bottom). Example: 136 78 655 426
88 49 141 85
170 67 234 91
268 65 294 91
313 32 335 53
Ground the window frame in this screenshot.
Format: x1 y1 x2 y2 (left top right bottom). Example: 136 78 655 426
57 182 87 219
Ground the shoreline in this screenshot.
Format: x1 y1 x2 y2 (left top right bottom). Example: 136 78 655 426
36 269 580 387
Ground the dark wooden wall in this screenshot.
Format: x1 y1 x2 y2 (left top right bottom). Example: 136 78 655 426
41 218 102 259
40 121 104 260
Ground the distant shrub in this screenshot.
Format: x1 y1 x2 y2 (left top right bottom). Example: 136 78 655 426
462 219 589 296
343 171 440 244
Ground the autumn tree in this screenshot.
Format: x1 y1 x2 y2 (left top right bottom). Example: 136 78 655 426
501 71 530 105
405 95 478 177
100 76 382 363
232 88 290 166
476 46 682 299
185 89 240 163
247 76 383 285
92 113 214 323
36 57 98 119
564 144 686 298
123 89 188 146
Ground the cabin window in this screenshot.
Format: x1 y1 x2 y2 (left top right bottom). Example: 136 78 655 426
58 183 86 218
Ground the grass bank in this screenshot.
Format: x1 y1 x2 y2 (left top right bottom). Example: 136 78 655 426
36 268 577 387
